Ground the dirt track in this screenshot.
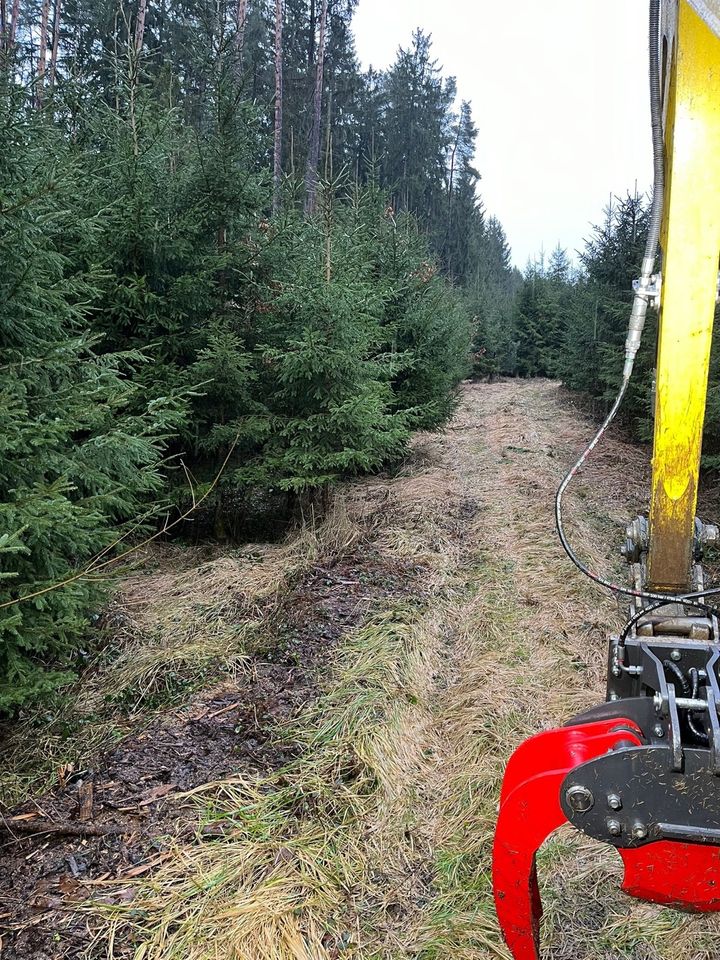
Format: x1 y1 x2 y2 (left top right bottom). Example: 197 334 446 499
3 379 720 959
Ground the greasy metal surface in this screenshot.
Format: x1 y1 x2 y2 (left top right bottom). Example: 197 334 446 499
493 719 643 960
567 696 666 743
561 746 720 847
648 0 720 590
606 634 714 702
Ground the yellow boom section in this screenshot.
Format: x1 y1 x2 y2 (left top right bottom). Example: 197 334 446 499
647 0 720 591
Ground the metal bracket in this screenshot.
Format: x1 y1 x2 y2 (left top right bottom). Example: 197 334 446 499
621 513 719 564
632 271 720 307
561 744 720 847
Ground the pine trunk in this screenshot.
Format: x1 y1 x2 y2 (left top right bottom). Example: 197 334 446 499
135 0 147 53
1 0 6 55
36 0 50 102
445 128 459 275
307 0 315 68
304 0 327 216
272 0 283 215
48 0 61 87
9 0 19 45
235 0 248 63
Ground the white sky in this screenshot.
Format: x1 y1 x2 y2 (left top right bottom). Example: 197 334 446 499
353 0 652 269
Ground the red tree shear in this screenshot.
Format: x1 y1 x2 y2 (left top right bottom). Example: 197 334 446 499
493 2 720 956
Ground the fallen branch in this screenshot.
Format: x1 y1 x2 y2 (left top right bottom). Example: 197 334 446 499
1 818 125 839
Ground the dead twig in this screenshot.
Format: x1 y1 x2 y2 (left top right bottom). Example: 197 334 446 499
0 817 125 839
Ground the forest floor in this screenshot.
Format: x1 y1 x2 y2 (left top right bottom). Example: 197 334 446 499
2 378 720 960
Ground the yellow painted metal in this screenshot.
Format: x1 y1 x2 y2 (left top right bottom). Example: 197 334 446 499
647 0 720 591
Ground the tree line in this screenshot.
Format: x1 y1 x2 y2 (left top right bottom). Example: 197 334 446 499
495 193 720 461
0 1 519 708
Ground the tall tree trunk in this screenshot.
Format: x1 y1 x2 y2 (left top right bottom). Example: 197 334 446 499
36 0 50 103
304 0 327 216
48 0 61 88
9 0 19 46
135 0 147 54
1 0 6 56
445 127 459 275
322 81 333 181
235 0 247 64
272 0 283 215
307 0 315 68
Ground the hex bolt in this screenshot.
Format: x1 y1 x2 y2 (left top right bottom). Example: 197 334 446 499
566 785 594 813
632 821 648 840
607 819 622 836
607 794 622 811
612 664 622 678
670 649 682 662
653 724 665 738
609 692 619 701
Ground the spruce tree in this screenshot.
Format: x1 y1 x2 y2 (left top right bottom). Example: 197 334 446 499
0 84 183 709
237 192 411 495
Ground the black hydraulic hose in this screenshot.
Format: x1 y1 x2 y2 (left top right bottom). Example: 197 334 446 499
688 667 711 744
663 659 691 696
618 598 717 658
644 0 665 288
664 661 710 745
619 600 668 644
555 0 720 614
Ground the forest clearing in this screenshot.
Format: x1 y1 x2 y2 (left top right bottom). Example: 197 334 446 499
2 378 719 960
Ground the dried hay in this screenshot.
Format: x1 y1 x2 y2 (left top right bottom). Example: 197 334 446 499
93 608 440 960
63 380 720 958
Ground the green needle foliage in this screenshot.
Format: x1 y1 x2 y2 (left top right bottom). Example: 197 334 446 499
501 193 720 465
0 0 521 706
0 85 185 710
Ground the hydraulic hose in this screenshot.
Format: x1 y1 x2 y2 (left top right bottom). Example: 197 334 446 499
555 0 720 613
555 0 670 604
688 667 711 744
623 0 665 380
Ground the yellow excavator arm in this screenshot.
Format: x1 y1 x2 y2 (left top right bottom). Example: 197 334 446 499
492 6 720 958
649 0 720 590
685 0 720 36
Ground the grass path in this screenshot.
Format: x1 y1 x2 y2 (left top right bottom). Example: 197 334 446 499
75 380 720 958
391 379 720 960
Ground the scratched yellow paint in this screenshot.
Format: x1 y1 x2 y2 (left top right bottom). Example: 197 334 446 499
648 0 720 591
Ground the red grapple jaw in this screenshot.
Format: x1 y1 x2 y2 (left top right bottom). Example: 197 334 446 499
621 842 720 911
492 718 643 960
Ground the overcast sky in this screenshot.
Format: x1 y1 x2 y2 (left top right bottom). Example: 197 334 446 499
353 0 652 269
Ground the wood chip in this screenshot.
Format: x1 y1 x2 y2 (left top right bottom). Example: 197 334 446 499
138 783 176 807
205 701 242 721
78 780 94 821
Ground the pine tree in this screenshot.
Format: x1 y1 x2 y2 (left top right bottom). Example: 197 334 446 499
0 0 515 705
443 100 481 280
236 194 411 496
304 0 327 214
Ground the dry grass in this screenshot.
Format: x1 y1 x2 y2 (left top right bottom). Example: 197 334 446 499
92 607 440 959
0 500 363 807
397 380 720 960
32 379 720 959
